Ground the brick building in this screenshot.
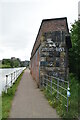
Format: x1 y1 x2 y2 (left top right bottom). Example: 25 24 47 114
30 17 72 87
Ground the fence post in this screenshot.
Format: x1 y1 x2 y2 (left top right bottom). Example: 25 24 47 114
57 78 59 99
67 95 68 112
14 72 15 82
16 70 17 79
11 73 13 86
46 75 47 89
67 81 70 112
5 75 8 93
51 78 52 95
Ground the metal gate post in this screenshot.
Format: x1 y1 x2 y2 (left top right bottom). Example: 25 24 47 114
67 95 68 112
51 78 52 95
67 81 70 112
57 78 59 99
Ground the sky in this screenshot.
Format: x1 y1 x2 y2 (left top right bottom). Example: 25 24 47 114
78 1 80 19
0 0 79 61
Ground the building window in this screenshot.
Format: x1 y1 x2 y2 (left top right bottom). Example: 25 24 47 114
56 51 60 57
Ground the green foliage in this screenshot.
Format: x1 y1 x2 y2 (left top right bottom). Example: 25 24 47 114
43 74 79 119
2 59 10 65
1 58 21 68
1 58 29 68
2 70 24 118
10 59 20 68
69 20 80 79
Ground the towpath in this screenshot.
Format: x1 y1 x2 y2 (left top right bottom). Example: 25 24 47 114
9 69 59 118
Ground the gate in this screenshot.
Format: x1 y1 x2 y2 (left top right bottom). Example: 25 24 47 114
42 74 70 112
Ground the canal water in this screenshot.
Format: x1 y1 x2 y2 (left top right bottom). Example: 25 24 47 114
0 67 25 95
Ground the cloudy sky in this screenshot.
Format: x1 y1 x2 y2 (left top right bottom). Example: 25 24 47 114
0 0 79 61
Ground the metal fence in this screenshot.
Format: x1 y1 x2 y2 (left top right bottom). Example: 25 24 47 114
42 74 70 112
5 67 26 93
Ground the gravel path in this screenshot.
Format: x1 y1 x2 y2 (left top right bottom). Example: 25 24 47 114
9 69 59 118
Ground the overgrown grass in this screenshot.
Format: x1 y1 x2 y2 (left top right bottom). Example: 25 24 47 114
43 73 79 119
2 70 25 119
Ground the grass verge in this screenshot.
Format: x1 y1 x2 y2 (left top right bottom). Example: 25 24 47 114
0 64 11 68
43 73 79 119
2 70 25 119
0 96 2 120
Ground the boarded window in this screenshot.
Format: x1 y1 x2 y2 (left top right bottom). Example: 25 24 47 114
49 51 53 57
56 61 60 67
56 51 60 57
40 61 48 66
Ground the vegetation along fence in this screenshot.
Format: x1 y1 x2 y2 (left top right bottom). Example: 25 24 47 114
5 67 26 93
42 74 70 112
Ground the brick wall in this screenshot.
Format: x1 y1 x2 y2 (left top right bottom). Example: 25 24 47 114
30 46 40 86
31 17 69 58
30 17 71 87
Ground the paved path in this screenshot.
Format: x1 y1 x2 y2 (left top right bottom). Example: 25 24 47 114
9 69 59 118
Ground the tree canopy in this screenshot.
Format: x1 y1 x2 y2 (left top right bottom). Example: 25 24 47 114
69 20 80 79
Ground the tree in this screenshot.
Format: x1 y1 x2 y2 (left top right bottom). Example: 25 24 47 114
2 59 10 65
14 60 20 67
10 59 14 68
10 59 21 68
69 20 80 79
